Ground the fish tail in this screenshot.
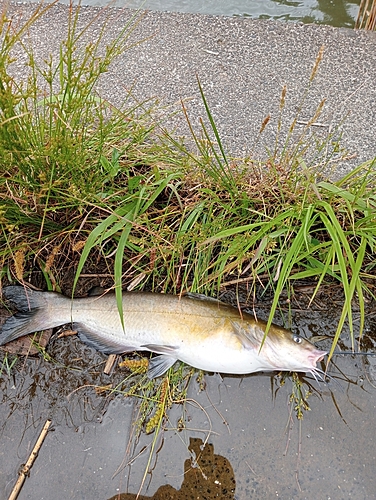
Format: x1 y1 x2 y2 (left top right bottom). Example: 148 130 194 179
0 286 64 345
3 286 48 311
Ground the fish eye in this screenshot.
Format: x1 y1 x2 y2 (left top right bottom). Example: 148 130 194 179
293 334 303 344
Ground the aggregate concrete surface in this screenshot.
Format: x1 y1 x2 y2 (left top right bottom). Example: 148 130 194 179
2 4 376 500
7 1 376 177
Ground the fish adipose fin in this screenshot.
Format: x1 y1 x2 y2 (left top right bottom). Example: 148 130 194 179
73 323 138 355
147 355 178 379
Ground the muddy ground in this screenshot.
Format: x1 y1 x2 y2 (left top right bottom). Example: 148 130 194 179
1 282 376 500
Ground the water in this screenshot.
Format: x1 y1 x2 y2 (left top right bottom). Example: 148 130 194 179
58 0 361 28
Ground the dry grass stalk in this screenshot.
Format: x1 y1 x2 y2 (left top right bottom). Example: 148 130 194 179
103 353 117 374
45 245 60 272
13 249 25 281
309 45 324 82
72 240 87 253
8 419 52 500
258 114 270 135
280 85 287 110
307 98 326 127
356 0 376 30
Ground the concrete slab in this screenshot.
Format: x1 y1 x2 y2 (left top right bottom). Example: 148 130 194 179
7 1 376 177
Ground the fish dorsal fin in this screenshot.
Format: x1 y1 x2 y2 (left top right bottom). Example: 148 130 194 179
184 292 225 305
231 321 260 350
87 286 106 297
147 355 178 379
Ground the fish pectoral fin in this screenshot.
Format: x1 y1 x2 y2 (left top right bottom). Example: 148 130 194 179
147 355 178 379
231 321 259 350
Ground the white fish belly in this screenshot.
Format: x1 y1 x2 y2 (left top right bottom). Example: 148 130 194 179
175 336 273 374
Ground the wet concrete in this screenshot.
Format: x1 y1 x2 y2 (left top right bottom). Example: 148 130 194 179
1 299 376 500
1 3 376 499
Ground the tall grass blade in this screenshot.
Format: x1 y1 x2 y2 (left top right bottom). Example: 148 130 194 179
196 77 229 167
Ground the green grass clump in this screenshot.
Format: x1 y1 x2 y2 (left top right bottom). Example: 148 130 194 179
0 2 161 281
0 3 376 368
0 351 17 376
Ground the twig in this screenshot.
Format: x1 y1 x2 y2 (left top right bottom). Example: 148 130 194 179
8 419 52 500
104 354 117 374
296 120 329 128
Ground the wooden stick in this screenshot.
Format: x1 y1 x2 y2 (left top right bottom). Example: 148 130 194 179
8 419 52 500
103 354 117 375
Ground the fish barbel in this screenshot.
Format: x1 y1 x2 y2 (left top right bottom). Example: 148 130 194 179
0 286 326 378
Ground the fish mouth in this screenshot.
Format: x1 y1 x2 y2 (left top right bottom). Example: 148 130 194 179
308 350 327 367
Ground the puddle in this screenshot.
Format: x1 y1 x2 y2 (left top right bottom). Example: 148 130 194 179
107 436 236 499
1 294 376 499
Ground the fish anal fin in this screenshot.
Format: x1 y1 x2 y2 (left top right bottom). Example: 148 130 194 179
73 323 135 355
141 344 178 355
147 355 178 379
